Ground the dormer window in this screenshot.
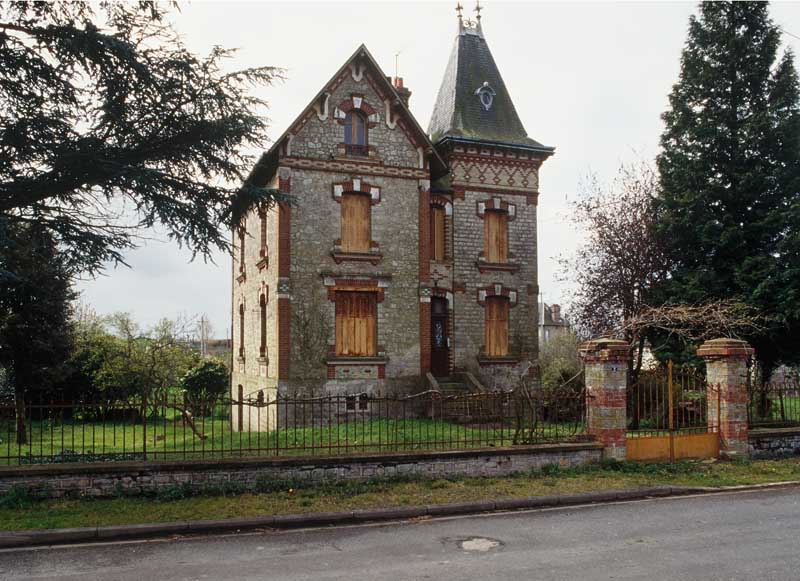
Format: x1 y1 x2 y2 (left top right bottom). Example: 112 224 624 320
344 111 367 155
475 82 496 111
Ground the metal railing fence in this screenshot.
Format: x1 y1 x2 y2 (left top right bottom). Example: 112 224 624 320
0 388 587 466
748 378 800 428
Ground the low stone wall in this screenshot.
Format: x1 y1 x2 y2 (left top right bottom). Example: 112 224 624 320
749 427 800 459
0 443 602 500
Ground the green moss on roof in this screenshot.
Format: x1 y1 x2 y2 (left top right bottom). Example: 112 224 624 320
428 26 552 151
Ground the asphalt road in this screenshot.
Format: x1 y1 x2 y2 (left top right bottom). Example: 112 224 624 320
0 487 798 580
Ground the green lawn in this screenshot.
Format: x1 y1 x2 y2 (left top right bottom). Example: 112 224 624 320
749 394 800 426
0 417 586 465
1 458 798 532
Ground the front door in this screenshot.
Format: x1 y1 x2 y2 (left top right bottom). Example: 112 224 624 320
431 297 450 376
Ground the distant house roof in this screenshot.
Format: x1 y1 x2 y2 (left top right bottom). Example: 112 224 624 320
428 20 554 153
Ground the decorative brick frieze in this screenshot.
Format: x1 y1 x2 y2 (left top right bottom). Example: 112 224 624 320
281 156 428 179
580 338 630 461
698 338 754 460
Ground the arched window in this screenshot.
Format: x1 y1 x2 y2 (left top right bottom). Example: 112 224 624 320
344 111 367 155
259 209 267 257
238 226 246 272
259 293 267 358
238 303 245 358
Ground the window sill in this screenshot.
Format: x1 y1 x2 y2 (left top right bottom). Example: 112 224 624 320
256 257 268 271
331 250 383 266
327 356 388 365
476 260 520 274
477 355 519 366
236 271 247 283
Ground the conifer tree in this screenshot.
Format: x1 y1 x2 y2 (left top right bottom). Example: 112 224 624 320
657 2 800 371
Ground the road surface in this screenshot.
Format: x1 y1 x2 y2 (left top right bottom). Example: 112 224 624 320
1 487 798 580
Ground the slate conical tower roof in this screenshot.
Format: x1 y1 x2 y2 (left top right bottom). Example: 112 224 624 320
428 15 553 152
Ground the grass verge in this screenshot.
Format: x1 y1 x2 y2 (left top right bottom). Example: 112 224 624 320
1 458 799 532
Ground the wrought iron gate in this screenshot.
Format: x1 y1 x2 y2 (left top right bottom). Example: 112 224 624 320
627 361 720 462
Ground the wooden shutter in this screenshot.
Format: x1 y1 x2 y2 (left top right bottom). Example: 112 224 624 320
485 297 509 357
484 210 508 263
335 291 377 356
341 193 371 252
431 206 445 261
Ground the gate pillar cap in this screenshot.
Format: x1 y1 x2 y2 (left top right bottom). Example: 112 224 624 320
697 338 754 361
579 338 630 363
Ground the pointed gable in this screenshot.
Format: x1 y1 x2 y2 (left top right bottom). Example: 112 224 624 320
248 45 447 186
428 19 553 153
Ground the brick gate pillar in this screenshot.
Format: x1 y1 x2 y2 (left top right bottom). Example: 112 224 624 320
579 338 630 461
698 338 754 460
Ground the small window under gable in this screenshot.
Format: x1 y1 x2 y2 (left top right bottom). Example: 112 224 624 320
344 111 367 155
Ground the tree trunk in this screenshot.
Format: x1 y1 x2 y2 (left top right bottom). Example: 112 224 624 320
14 388 27 445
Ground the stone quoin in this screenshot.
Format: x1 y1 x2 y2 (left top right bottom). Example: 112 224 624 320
231 8 555 420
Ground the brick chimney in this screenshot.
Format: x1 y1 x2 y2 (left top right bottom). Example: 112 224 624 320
393 77 411 107
551 304 561 323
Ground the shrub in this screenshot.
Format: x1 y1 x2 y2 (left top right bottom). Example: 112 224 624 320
181 358 229 416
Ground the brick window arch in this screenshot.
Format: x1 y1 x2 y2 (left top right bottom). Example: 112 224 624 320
334 95 379 158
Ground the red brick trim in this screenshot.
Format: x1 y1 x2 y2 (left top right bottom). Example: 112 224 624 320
331 179 381 204
281 156 427 180
277 297 291 380
324 278 385 302
476 283 519 307
420 300 431 375
477 197 517 221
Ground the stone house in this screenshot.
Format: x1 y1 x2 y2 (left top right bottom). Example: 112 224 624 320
538 303 570 346
231 13 554 411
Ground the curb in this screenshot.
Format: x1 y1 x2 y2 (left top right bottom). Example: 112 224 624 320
1 480 798 549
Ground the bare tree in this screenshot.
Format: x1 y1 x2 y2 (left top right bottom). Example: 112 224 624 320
560 160 670 382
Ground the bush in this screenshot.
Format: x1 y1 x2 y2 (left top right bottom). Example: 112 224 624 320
181 358 229 416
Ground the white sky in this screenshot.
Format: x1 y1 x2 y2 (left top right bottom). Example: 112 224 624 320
76 0 800 338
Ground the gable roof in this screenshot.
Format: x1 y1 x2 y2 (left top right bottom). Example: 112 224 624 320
248 44 448 186
428 21 554 153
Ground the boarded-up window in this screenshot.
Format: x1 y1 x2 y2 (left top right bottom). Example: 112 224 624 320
335 291 377 357
485 296 509 357
430 206 446 261
259 293 267 357
341 193 371 252
483 210 508 263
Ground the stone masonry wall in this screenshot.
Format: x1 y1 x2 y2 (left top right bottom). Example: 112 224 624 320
749 428 800 459
451 183 539 389
231 173 280 429
276 64 426 395
0 444 602 500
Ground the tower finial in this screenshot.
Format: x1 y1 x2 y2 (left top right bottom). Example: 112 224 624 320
474 0 482 21
456 2 463 19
